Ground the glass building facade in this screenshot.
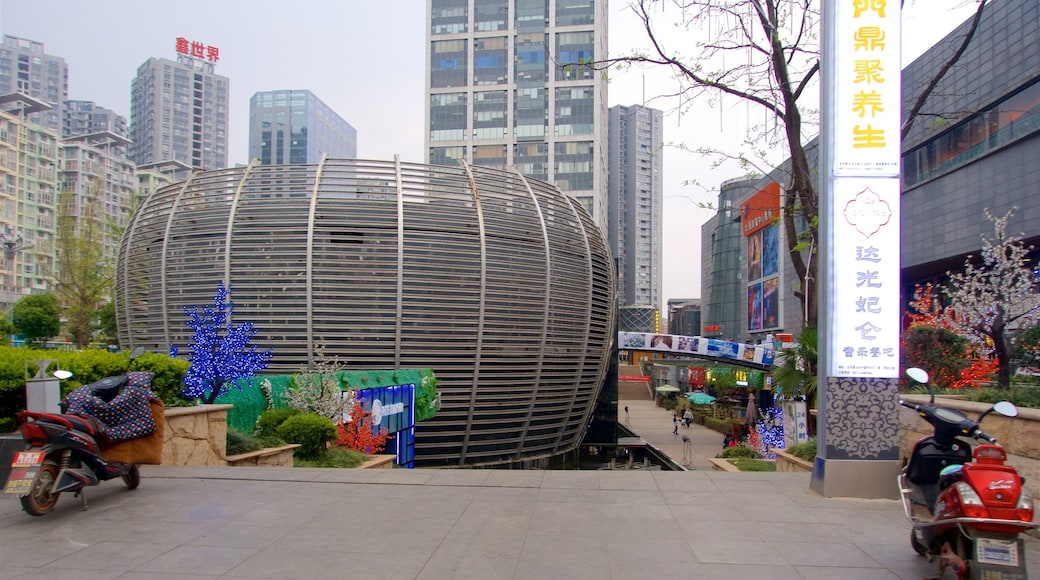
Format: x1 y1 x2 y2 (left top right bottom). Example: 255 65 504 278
115 159 615 467
248 90 357 165
425 0 608 231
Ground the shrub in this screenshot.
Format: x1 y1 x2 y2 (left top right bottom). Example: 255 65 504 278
276 413 337 458
662 397 678 411
728 458 777 472
255 407 300 438
226 428 264 456
719 445 761 459
129 352 190 405
294 446 368 468
785 438 817 462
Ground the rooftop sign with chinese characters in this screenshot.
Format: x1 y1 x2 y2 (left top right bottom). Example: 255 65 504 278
175 37 220 63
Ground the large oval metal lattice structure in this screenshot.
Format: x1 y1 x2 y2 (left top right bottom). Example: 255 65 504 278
116 158 615 466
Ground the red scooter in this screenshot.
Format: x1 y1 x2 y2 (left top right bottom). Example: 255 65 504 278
5 362 162 516
899 367 1036 579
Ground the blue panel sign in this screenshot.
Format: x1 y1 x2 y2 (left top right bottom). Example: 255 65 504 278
356 384 416 467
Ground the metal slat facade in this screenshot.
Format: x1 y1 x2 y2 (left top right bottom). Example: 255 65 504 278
116 158 615 466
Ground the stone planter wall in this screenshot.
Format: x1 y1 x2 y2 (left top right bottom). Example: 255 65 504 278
774 449 813 472
899 395 1040 499
163 404 232 466
358 454 396 469
226 444 300 467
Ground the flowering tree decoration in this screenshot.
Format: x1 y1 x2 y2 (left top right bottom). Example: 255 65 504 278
336 395 389 455
171 282 273 404
938 209 1040 388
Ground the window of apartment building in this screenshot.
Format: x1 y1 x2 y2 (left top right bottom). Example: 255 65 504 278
430 92 468 141
430 146 465 167
554 141 593 191
475 0 508 31
554 86 594 136
474 37 508 86
556 0 595 26
431 0 468 35
515 142 548 180
473 144 507 169
515 33 547 84
555 32 595 81
473 91 507 139
431 40 468 88
514 87 546 139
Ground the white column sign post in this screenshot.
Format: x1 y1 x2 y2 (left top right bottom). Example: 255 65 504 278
812 0 903 499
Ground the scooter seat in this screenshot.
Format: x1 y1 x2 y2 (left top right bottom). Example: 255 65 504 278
30 412 102 437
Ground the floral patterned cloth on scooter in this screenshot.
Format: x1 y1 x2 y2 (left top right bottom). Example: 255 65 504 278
63 372 157 442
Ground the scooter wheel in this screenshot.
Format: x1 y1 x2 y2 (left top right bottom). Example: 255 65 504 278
20 463 60 516
910 528 928 556
122 465 140 490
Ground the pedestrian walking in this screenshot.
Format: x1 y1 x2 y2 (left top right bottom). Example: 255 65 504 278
624 405 630 424
683 408 693 428
672 415 680 435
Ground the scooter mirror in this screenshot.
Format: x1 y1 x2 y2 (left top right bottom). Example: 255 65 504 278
52 369 73 380
993 401 1018 418
129 346 146 360
906 368 929 384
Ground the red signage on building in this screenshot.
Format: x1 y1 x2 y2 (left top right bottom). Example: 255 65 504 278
175 37 220 62
740 181 781 237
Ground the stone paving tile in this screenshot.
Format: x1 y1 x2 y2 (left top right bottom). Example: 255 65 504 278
133 545 259 576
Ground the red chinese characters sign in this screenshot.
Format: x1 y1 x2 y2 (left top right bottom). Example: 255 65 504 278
175 37 220 62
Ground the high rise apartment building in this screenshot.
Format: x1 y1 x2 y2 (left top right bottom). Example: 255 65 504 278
0 95 60 311
130 41 229 170
64 100 128 139
59 130 136 267
248 90 357 165
608 104 663 311
425 0 609 230
0 35 67 134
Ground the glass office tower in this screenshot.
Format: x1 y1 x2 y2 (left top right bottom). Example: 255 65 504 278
248 90 357 165
425 0 609 231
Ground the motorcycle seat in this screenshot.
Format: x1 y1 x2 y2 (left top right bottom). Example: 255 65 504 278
29 412 102 437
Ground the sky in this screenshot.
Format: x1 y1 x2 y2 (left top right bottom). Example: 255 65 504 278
0 0 981 312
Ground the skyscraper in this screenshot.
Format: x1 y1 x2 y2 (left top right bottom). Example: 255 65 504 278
248 90 357 165
608 104 663 312
130 38 229 170
0 35 67 134
425 0 609 231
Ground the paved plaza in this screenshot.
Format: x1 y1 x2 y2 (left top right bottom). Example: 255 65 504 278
1 398 1037 579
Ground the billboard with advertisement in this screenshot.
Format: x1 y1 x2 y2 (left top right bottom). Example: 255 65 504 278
742 182 783 333
618 332 775 366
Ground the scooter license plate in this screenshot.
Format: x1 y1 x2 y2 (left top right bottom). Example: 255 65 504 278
976 537 1019 567
4 451 45 495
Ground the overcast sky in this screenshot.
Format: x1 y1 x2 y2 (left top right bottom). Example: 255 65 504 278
0 0 979 312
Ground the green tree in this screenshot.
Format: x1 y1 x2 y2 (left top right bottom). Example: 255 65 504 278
0 312 14 345
52 180 114 349
771 327 817 406
96 301 118 346
1013 323 1040 375
901 326 968 390
11 293 61 347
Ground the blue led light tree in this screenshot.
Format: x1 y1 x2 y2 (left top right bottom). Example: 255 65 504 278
171 282 272 404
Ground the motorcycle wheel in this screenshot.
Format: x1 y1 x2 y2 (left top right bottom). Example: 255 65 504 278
20 463 60 516
910 528 928 556
122 465 140 490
